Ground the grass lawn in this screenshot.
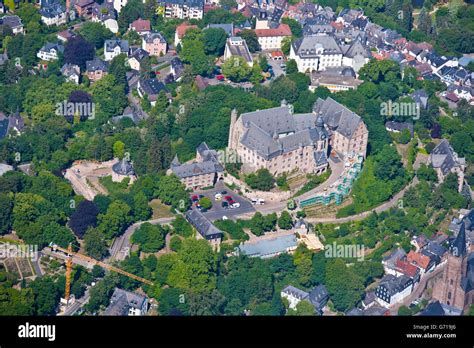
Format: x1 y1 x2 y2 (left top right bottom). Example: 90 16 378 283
149 199 173 219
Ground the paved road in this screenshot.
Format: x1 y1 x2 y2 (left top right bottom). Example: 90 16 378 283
59 287 92 316
306 176 419 224
253 156 345 215
390 263 446 315
108 217 174 262
31 251 43 278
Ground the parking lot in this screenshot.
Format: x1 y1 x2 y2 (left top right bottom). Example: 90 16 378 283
192 182 255 221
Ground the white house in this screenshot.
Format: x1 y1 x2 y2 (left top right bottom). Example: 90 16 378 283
37 42 64 61
104 39 129 61
280 285 309 310
162 0 204 20
290 35 343 73
254 24 292 51
60 63 81 84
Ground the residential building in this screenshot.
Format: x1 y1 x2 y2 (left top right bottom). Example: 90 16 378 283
385 121 414 137
129 18 151 36
224 36 253 67
104 39 129 61
428 139 465 192
142 32 167 57
169 142 224 189
254 23 292 50
309 67 362 92
420 300 463 316
74 0 94 17
170 57 185 82
382 248 406 275
113 0 127 13
127 48 149 71
410 89 429 109
280 285 309 310
238 234 298 259
91 2 118 33
174 22 198 46
340 39 371 72
86 57 109 82
137 78 168 106
37 42 64 61
407 250 434 275
0 112 24 140
375 274 413 307
103 288 148 316
0 15 23 35
308 285 329 314
161 0 204 20
40 0 67 26
290 35 343 73
185 209 223 250
60 63 80 84
57 29 76 43
0 163 13 177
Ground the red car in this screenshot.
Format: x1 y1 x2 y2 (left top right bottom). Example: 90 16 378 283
228 199 235 205
224 195 232 201
216 74 225 81
191 195 199 202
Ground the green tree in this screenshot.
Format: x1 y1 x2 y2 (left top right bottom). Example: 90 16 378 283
398 305 412 316
245 168 275 191
131 222 167 253
84 228 109 260
198 196 212 210
97 200 132 238
239 30 260 52
287 300 315 315
203 28 227 56
222 56 252 82
278 210 293 230
113 141 125 159
0 193 13 234
418 7 433 36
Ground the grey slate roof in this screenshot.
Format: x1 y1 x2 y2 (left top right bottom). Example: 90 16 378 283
112 158 135 176
292 35 342 57
312 97 363 138
343 39 371 59
206 23 233 36
105 39 129 54
378 274 412 295
281 285 309 300
239 105 328 160
185 208 223 240
143 31 166 44
410 89 429 109
308 285 329 310
171 142 223 179
103 288 147 316
86 57 109 72
429 139 465 176
461 253 474 293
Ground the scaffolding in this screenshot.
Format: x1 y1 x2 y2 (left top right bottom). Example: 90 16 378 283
299 154 364 208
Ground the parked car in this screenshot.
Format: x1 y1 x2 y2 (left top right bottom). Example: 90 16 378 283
222 216 228 220
224 195 232 201
214 193 222 200
222 201 229 208
191 195 199 202
216 74 225 81
231 202 240 208
221 190 227 195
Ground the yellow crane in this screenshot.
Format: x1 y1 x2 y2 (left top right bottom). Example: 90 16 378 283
50 243 154 287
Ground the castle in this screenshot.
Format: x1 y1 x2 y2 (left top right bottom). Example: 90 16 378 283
227 97 368 177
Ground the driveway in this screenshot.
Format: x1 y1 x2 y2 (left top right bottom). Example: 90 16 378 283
195 181 255 222
108 217 175 262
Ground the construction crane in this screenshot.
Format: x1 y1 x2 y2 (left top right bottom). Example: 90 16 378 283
49 243 154 287
64 243 73 303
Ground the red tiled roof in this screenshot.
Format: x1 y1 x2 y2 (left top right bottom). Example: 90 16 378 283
445 92 459 103
239 5 253 18
395 259 419 278
176 22 198 39
131 19 151 32
407 250 430 270
271 50 284 57
254 24 292 37
330 21 344 31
